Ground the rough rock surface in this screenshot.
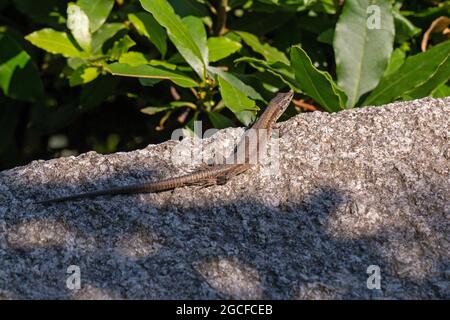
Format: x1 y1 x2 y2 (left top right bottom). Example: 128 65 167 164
0 97 449 299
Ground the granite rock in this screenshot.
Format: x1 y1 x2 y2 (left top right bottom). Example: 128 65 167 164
0 97 449 299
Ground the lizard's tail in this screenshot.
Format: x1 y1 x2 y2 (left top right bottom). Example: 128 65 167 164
35 184 152 205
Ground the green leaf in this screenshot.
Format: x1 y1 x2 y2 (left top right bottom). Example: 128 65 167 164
69 66 100 87
235 56 301 92
432 84 450 98
0 32 43 101
105 62 198 88
182 16 208 66
118 51 149 66
402 55 450 100
207 111 236 129
216 71 260 125
91 23 125 54
149 59 177 70
334 0 395 107
25 28 84 58
207 37 242 62
364 40 450 106
140 0 207 79
317 28 334 45
67 57 86 70
393 9 421 44
128 12 167 57
383 47 406 77
139 78 161 87
67 4 92 52
78 0 114 33
235 31 289 64
141 101 196 115
290 46 346 112
107 35 136 61
211 67 263 101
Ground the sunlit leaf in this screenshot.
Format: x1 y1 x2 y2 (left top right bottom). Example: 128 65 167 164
105 62 198 88
25 28 85 58
364 40 450 105
78 0 114 33
128 12 167 57
67 4 91 52
235 31 289 64
69 66 100 86
107 35 136 61
334 0 394 107
291 46 346 112
91 23 125 54
140 0 207 79
0 32 43 101
207 37 242 62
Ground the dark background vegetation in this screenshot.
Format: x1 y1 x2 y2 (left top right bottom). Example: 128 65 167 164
0 0 448 170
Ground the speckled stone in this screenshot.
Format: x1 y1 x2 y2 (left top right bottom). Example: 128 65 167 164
0 97 449 299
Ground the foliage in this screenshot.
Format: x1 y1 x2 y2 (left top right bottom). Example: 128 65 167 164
0 0 449 169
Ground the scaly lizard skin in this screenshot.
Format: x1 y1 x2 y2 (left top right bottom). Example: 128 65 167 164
36 90 294 204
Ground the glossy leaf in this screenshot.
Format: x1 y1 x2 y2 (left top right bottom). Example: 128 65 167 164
334 0 395 107
403 55 450 100
128 12 167 57
78 0 114 33
105 62 198 88
67 4 91 52
432 84 450 98
290 46 346 112
383 47 406 77
140 0 207 79
364 40 450 106
207 37 242 62
148 59 177 70
215 70 261 125
91 23 125 54
0 32 43 101
69 66 100 87
25 28 84 58
182 16 208 66
235 31 289 64
393 9 421 44
118 51 149 66
212 67 263 101
235 56 301 92
107 35 136 61
141 101 196 115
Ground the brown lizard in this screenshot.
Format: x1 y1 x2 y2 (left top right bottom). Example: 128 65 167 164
36 90 294 204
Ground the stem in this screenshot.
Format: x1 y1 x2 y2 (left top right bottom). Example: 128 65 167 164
214 0 228 36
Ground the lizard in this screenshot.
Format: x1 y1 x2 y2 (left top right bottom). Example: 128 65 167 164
36 90 294 204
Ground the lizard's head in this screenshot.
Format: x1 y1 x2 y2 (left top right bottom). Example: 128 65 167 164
270 89 294 120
